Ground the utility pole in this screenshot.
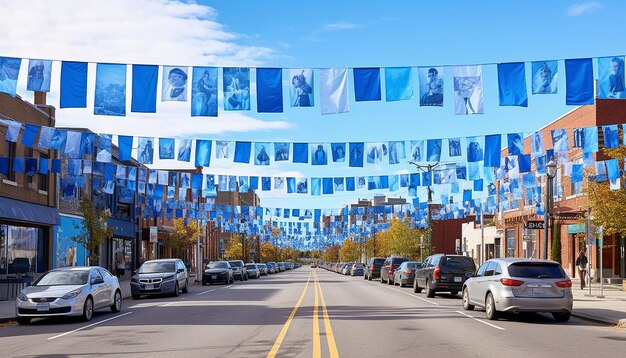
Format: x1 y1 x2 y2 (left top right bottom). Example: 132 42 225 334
409 160 444 256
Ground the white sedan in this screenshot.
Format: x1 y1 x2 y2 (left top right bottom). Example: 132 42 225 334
15 266 122 324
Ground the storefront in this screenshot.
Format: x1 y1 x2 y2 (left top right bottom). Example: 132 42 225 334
0 197 59 301
106 218 137 278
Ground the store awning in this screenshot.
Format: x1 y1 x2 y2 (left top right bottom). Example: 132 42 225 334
0 197 60 226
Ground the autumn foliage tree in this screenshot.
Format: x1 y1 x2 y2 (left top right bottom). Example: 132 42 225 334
585 147 626 239
322 244 341 262
71 196 113 266
340 239 360 262
163 218 199 258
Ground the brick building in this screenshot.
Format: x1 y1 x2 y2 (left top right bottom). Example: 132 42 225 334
496 99 626 280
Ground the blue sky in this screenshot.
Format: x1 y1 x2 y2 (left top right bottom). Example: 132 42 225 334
1 0 624 211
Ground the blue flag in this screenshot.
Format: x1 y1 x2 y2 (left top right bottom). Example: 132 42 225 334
293 143 309 163
0 57 21 96
497 62 528 107
257 68 283 113
60 61 88 108
21 124 40 148
353 68 381 101
531 60 558 94
234 141 251 163
118 136 133 161
131 65 158 113
565 58 594 105
385 67 413 101
597 56 625 99
191 67 218 116
194 140 212 167
349 142 364 167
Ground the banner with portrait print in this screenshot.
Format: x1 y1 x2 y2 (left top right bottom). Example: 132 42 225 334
162 66 188 102
223 67 251 110
94 63 126 116
289 69 314 107
597 56 625 99
452 65 483 115
418 67 444 107
531 60 558 94
26 59 52 92
191 67 218 116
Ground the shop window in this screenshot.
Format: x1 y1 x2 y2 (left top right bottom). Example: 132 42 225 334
0 225 39 277
506 228 515 257
523 228 537 258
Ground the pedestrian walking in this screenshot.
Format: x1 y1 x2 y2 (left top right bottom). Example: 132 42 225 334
116 256 126 278
576 250 588 289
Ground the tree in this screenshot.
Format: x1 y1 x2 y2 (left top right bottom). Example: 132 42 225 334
551 224 562 263
260 241 277 262
340 239 360 262
225 239 243 260
387 219 425 260
585 147 626 239
71 195 113 266
310 250 322 259
163 218 198 258
322 244 340 262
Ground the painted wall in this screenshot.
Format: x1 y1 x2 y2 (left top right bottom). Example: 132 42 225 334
53 215 88 268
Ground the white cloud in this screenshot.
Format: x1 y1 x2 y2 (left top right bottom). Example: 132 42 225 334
566 2 601 16
323 22 359 31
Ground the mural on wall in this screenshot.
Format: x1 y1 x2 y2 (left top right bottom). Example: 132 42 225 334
53 216 87 268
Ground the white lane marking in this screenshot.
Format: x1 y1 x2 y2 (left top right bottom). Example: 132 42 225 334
196 289 216 296
396 289 440 305
456 311 506 331
160 302 175 307
48 312 133 340
225 285 233 289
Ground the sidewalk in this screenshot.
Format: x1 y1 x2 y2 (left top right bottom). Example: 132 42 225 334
0 279 133 324
570 279 626 326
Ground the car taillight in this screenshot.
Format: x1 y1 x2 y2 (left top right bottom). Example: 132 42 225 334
389 267 394 274
371 265 375 270
404 269 413 274
433 267 441 280
500 278 524 286
555 280 572 288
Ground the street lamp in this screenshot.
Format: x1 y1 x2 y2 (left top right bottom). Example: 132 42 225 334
543 159 557 260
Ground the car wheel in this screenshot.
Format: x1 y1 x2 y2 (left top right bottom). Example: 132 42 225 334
485 293 499 320
173 282 180 297
462 288 474 311
368 275 372 281
240 275 244 281
387 277 393 285
364 274 367 280
426 280 435 298
552 312 571 322
244 274 248 281
414 279 422 293
110 290 122 313
132 294 141 300
16 317 31 325
82 297 94 322
182 281 189 293
202 281 206 286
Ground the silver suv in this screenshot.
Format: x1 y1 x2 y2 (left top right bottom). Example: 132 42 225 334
228 260 248 281
462 258 573 322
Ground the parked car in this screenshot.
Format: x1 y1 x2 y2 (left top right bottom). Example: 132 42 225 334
257 263 268 276
15 266 121 324
351 263 365 276
393 261 422 287
310 262 318 268
245 263 261 279
277 262 286 272
228 260 248 281
380 257 408 285
364 257 385 281
462 258 573 321
202 261 234 285
342 263 353 275
131 259 189 299
266 262 277 274
414 254 476 297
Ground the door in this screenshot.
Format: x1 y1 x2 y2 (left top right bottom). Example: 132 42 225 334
89 269 107 309
471 262 491 306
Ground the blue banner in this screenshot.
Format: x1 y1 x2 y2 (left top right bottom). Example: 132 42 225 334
565 58 594 105
95 63 126 116
191 67 218 116
353 68 381 102
131 65 158 113
257 68 283 112
498 62 527 107
60 61 88 108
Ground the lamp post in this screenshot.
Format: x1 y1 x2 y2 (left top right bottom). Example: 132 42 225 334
409 160 445 257
544 160 557 260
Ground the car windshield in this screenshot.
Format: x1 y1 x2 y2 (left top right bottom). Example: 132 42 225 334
229 261 243 267
207 262 228 269
441 257 475 270
245 265 257 270
35 270 89 286
138 262 176 273
508 262 566 279
354 263 365 268
406 262 420 269
258 265 267 268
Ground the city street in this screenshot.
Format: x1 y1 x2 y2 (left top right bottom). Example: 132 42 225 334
0 268 624 358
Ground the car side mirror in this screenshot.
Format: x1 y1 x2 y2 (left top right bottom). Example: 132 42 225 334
465 272 473 278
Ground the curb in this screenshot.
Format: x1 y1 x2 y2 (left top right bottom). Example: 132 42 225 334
571 312 620 326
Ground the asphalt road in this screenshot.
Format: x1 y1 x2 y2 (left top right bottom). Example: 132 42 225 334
0 268 625 357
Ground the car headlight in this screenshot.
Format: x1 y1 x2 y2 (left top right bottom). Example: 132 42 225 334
163 275 176 281
62 289 82 300
17 293 28 302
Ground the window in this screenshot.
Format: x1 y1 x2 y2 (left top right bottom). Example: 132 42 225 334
476 262 488 277
4 141 16 182
0 225 39 277
506 228 515 257
523 229 537 258
38 154 48 192
484 261 496 276
494 263 502 275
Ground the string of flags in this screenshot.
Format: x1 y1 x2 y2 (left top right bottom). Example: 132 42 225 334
1 55 625 116
2 119 625 170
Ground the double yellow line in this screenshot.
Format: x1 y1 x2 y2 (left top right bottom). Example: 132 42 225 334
267 271 339 358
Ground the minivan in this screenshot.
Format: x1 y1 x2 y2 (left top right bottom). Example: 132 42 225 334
380 257 408 285
364 257 386 281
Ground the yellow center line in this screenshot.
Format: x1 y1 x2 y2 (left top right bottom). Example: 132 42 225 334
267 271 312 358
316 271 340 358
313 272 321 358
